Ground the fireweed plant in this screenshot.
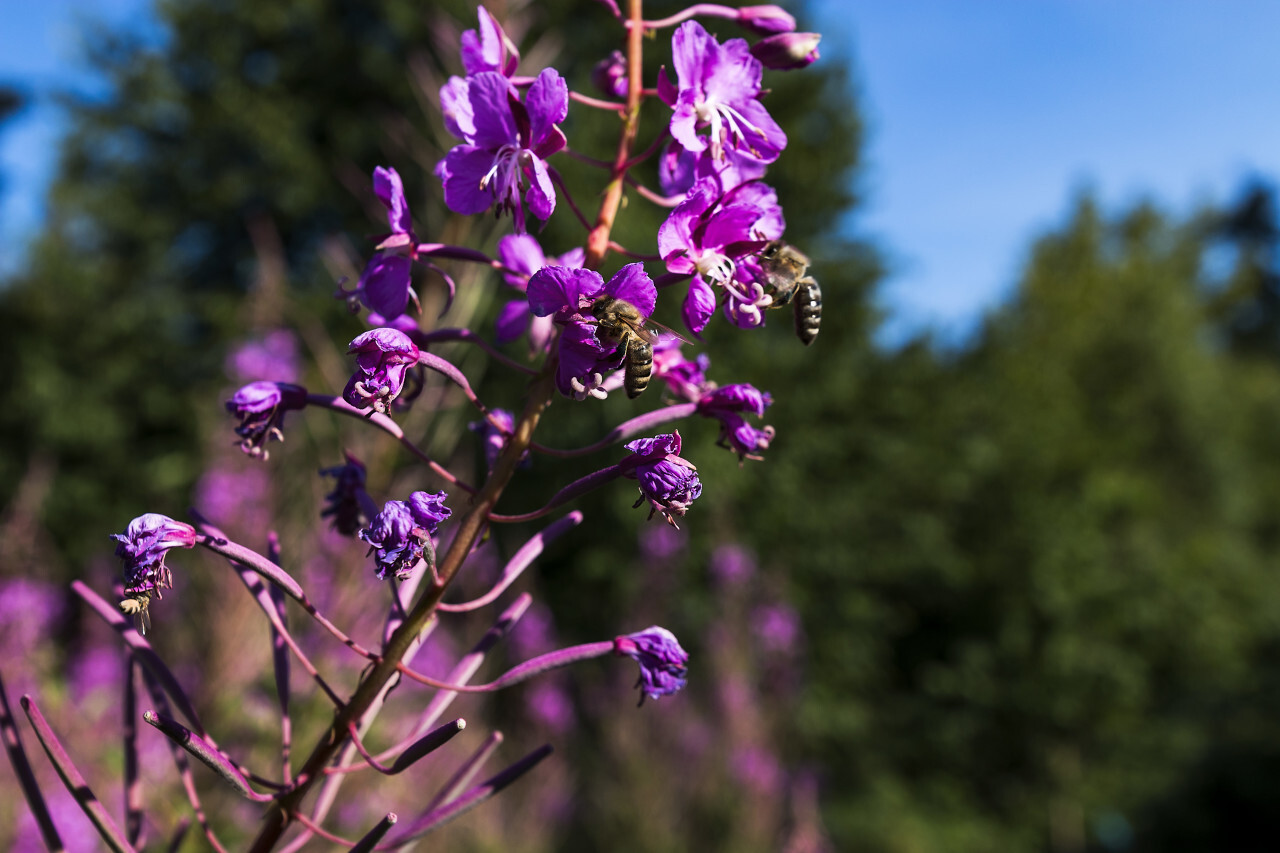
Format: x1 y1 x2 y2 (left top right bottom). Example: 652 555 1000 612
2 2 822 849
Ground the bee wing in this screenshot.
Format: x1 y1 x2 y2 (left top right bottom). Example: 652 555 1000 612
138 607 152 636
643 318 693 346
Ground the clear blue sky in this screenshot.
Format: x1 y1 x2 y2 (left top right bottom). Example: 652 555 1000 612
4 1 1280 342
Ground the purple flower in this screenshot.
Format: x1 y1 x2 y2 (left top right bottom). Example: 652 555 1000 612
751 32 821 70
495 234 583 355
356 167 422 321
754 603 802 655
527 263 657 399
358 491 451 580
658 178 783 335
658 137 768 199
710 542 756 586
226 330 300 383
696 382 775 460
613 626 689 703
662 21 786 164
342 328 421 415
319 451 370 536
652 337 712 402
591 49 628 98
461 6 520 77
437 68 568 233
619 432 702 527
471 408 529 472
194 465 271 529
110 513 197 608
226 381 309 459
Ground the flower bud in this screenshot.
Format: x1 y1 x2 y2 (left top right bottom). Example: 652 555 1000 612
614 627 689 702
737 5 796 35
591 50 628 98
750 32 821 70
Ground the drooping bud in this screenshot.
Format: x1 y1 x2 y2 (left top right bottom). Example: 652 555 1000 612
736 5 797 35
226 381 308 460
613 626 689 703
618 432 702 528
342 328 421 415
750 32 821 70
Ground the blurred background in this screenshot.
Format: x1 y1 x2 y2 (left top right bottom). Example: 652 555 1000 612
4 0 1280 850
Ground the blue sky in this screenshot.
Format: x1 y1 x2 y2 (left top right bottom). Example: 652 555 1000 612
4 1 1280 341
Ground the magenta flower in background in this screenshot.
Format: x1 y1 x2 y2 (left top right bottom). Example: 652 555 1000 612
356 167 422 320
319 451 370 536
194 465 271 530
619 432 702 527
613 626 689 703
528 263 657 399
461 6 520 76
437 68 568 233
652 337 712 402
471 408 530 472
358 491 451 580
696 382 775 460
495 234 583 355
710 542 756 586
111 513 197 599
342 328 421 415
661 21 786 164
226 329 300 383
226 381 309 459
526 679 576 734
638 521 687 562
0 578 64 655
754 602 802 655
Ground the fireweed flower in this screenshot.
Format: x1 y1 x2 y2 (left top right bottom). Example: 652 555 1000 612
226 381 308 459
696 382 775 460
657 137 768 199
342 328 421 415
460 6 520 77
470 408 531 472
495 234 584 356
591 49 628 98
356 166 423 320
111 513 197 615
613 626 689 703
319 451 370 536
658 178 783 335
660 20 786 164
751 32 822 70
652 337 712 402
618 432 702 527
358 491 452 580
437 68 568 233
527 263 657 400
226 329 300 383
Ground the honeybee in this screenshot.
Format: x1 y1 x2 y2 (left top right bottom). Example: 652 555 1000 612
120 593 153 635
758 241 821 345
591 296 659 398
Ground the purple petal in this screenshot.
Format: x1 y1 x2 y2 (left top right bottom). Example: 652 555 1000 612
669 97 706 154
672 21 718 93
524 155 557 222
554 246 586 268
703 203 765 250
525 68 569 149
557 320 612 396
442 146 502 215
682 274 717 336
703 36 762 105
467 72 519 149
360 253 414 319
624 432 682 458
604 263 657 317
527 266 605 316
439 76 476 141
373 167 412 234
494 299 531 344
461 7 504 75
732 98 787 162
498 234 547 283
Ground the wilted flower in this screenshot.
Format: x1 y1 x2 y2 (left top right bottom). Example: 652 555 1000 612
319 451 370 536
342 328 421 415
358 491 451 581
613 626 689 703
696 383 775 460
110 514 197 622
437 68 568 233
495 234 583 356
226 381 308 459
618 432 702 527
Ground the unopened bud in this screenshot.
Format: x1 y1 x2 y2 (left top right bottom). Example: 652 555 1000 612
750 32 821 70
737 5 796 35
591 50 628 98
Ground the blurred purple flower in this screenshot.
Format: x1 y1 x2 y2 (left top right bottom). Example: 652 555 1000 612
470 408 528 473
613 626 689 703
226 329 300 383
319 451 370 536
710 542 756 586
754 603 802 655
437 68 568 233
526 680 576 735
652 337 712 402
751 32 821 70
0 578 63 655
194 465 271 530
591 49 628 98
70 646 121 701
638 522 687 562
356 166 423 321
342 328 421 415
226 381 308 460
619 432 702 527
731 745 784 797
